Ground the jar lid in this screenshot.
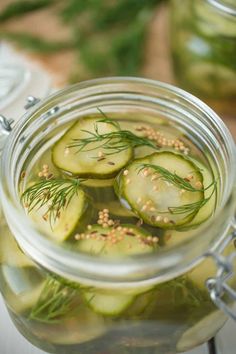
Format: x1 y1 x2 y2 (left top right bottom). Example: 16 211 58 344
0 62 51 122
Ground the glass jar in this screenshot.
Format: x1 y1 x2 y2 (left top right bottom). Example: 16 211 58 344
0 77 236 354
170 0 236 116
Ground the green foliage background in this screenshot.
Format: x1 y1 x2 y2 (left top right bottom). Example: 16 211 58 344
0 0 164 82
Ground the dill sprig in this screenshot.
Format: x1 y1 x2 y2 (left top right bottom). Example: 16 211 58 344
138 163 209 192
29 277 78 324
67 121 159 155
21 178 82 226
0 0 54 22
138 163 217 216
96 107 120 130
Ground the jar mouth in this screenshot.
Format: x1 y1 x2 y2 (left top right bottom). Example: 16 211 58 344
207 0 236 16
1 77 235 286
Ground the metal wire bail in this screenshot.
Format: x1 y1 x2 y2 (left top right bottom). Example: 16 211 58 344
206 228 236 321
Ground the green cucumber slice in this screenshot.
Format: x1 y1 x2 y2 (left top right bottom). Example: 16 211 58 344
82 178 114 188
76 224 156 257
176 311 227 352
83 290 134 316
28 187 88 242
115 152 204 229
31 309 107 345
95 200 135 218
0 226 33 267
6 282 45 315
78 225 156 316
52 117 133 178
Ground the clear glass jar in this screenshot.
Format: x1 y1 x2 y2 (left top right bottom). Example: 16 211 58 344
170 0 236 115
0 77 236 354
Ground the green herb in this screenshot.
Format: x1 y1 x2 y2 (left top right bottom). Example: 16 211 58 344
68 125 159 155
138 163 217 216
21 178 82 226
138 163 209 192
96 108 120 130
0 0 54 22
1 32 74 54
29 277 78 323
0 0 165 80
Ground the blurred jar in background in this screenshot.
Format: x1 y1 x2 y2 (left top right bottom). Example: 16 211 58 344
170 0 236 116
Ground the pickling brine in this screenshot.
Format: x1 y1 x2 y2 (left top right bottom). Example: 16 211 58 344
0 108 234 354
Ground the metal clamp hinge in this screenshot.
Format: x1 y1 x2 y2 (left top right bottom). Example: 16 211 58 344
24 96 40 110
206 229 236 321
0 115 14 134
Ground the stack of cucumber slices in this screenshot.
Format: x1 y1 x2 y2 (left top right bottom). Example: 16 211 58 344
21 114 216 248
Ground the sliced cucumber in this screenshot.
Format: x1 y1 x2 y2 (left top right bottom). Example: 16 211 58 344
52 117 133 178
120 121 187 158
76 224 156 257
0 226 33 267
6 282 45 315
78 224 156 316
95 200 135 218
31 309 107 345
82 178 114 188
83 290 134 316
28 186 88 242
115 152 204 229
176 310 227 352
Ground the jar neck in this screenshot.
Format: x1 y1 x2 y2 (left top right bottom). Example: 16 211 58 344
0 77 235 287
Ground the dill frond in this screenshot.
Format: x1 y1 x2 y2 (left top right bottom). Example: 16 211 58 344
21 178 82 226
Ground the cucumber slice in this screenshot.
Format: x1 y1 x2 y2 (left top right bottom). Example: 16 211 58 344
0 226 33 267
28 187 88 242
31 309 107 345
176 311 227 352
83 290 134 316
95 200 135 218
120 121 188 158
76 224 156 257
6 282 45 315
82 178 114 188
52 117 133 178
115 152 204 229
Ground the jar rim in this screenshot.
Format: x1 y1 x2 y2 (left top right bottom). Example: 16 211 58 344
1 76 235 286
